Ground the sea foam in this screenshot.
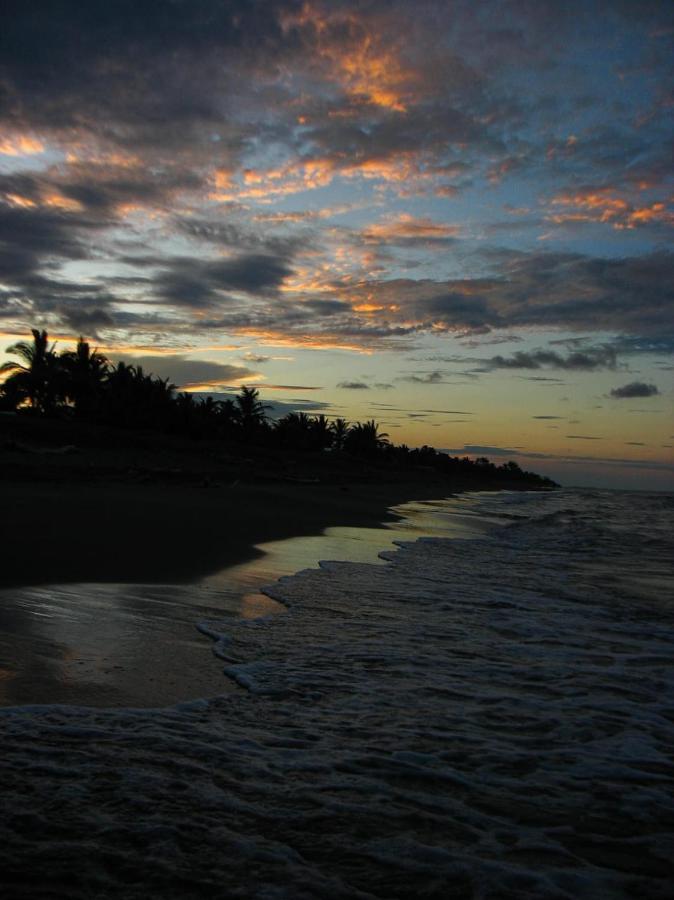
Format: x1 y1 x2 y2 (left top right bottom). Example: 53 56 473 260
1 489 673 898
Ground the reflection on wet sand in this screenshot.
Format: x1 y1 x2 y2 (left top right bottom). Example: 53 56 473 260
0 495 491 708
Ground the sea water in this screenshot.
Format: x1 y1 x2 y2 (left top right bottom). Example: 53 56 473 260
1 489 673 898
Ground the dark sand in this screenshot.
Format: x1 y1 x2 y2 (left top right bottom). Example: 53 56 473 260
0 477 457 707
0 479 450 589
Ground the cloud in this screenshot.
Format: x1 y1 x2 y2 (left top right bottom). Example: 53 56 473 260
337 381 370 389
610 381 660 398
443 445 521 457
263 384 322 391
547 188 673 231
0 0 671 362
566 435 602 440
189 393 334 420
485 346 617 370
532 415 563 419
399 371 445 384
360 214 460 247
518 376 566 383
177 217 308 258
153 253 293 308
108 355 256 389
609 336 674 356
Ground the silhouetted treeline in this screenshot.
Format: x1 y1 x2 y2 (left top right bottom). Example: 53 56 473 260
0 330 557 487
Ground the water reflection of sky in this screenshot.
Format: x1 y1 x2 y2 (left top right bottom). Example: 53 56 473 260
0 493 501 709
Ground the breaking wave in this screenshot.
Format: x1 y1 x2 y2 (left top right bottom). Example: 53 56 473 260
1 489 673 898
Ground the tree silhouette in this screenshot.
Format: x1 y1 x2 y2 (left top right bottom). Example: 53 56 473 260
274 411 334 451
0 329 63 413
344 419 389 457
61 337 109 418
310 414 333 451
329 417 350 451
0 328 557 489
235 385 269 439
275 411 312 449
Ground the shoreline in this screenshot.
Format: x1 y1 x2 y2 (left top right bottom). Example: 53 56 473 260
0 479 463 708
0 478 456 590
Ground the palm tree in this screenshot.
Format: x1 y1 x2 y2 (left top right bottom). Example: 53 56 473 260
0 328 64 413
344 419 389 457
329 417 350 451
275 411 313 449
310 414 333 451
235 385 269 439
61 337 109 418
101 361 141 427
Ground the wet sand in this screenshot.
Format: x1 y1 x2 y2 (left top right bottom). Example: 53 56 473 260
0 480 459 708
0 479 449 589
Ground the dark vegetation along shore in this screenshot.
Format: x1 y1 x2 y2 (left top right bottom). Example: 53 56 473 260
0 330 557 588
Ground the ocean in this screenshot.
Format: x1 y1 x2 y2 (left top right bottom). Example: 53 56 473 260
1 488 673 898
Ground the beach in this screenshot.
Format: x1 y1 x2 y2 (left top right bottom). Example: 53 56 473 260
0 478 453 588
0 475 464 708
1 412 519 708
1 487 672 898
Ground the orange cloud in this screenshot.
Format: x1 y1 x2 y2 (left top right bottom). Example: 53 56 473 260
230 327 374 353
0 134 45 156
1 189 82 212
362 213 460 243
3 193 37 208
65 147 140 168
42 192 84 212
549 189 673 229
209 158 337 202
285 5 419 112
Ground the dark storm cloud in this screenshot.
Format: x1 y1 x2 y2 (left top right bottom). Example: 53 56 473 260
610 382 660 399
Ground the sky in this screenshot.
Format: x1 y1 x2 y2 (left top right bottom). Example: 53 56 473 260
0 0 672 489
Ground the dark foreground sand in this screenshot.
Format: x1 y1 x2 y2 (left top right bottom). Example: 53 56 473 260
0 478 456 707
0 478 450 589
